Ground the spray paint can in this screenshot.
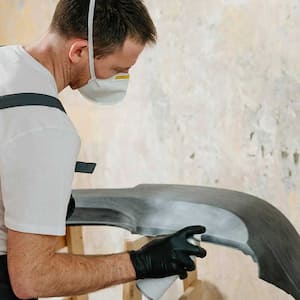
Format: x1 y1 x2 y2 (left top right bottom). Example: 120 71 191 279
136 235 202 300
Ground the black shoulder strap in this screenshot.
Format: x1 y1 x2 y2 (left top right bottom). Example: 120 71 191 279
0 93 66 112
0 93 96 174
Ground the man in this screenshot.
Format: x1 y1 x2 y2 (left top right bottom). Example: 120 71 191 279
0 1 206 299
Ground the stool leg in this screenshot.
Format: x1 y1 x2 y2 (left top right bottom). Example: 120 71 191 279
179 281 203 300
123 281 142 300
180 258 204 300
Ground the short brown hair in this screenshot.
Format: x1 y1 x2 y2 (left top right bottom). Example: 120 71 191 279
50 0 157 57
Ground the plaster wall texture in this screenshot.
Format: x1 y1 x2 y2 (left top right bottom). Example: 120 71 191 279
0 1 299 299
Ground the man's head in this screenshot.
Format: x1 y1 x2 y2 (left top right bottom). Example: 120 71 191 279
49 0 157 89
51 0 157 57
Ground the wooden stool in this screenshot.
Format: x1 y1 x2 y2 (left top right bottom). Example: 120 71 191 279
123 236 203 300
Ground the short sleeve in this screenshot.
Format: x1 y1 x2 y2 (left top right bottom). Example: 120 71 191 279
0 127 81 236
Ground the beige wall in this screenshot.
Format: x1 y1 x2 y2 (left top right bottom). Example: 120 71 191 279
1 1 299 299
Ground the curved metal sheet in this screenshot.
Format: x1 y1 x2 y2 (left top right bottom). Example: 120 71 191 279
67 184 300 299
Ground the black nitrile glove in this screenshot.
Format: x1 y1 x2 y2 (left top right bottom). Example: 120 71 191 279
129 225 206 280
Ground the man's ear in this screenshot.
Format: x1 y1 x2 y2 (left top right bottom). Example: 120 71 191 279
68 40 88 64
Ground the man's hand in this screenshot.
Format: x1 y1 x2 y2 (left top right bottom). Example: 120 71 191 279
129 226 207 280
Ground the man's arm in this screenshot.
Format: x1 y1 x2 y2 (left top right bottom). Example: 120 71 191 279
8 226 207 299
7 229 136 299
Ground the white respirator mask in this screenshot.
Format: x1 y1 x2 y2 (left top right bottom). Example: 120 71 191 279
78 0 129 105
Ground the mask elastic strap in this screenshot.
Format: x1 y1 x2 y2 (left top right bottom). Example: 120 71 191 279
88 0 97 81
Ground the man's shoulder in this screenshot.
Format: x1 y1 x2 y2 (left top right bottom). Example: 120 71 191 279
0 93 80 150
0 44 19 55
0 45 25 67
0 46 79 148
0 45 58 98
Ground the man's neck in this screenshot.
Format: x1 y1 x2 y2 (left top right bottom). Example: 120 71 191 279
24 31 71 93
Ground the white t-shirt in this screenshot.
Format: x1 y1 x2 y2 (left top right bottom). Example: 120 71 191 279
0 45 81 255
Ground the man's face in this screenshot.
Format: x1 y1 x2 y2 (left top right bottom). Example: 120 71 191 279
69 37 145 89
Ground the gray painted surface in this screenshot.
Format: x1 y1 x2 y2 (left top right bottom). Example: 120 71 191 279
68 184 300 299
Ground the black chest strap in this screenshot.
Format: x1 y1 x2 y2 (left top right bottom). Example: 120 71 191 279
0 93 96 174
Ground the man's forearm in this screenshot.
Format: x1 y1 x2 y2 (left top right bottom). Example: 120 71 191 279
15 252 136 299
8 226 207 299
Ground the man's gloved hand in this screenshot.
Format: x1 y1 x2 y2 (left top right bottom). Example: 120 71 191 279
129 226 206 280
